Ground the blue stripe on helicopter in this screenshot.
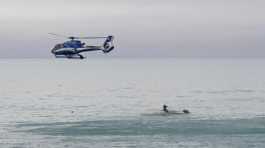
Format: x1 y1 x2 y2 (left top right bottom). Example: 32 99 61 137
62 40 84 48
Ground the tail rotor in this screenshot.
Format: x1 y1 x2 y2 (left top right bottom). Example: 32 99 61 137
102 36 114 53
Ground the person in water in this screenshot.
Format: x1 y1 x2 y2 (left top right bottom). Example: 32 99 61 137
163 104 169 112
182 109 190 114
163 104 190 114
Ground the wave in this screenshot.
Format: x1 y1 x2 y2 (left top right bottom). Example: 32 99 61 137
191 89 256 95
15 117 265 136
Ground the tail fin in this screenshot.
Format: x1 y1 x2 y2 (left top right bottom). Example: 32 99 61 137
102 36 114 53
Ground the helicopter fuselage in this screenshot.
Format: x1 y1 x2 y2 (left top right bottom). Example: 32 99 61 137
50 35 114 59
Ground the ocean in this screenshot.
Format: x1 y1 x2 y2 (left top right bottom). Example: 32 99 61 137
0 58 265 147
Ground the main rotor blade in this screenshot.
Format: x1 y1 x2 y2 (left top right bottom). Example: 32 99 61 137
48 33 69 38
77 37 108 39
49 33 110 39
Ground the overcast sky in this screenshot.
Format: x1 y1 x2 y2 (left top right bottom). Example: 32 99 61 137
0 0 265 58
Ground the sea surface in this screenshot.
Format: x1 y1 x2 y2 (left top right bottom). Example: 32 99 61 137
0 58 265 148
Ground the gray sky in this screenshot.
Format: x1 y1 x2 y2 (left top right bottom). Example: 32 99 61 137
0 0 265 58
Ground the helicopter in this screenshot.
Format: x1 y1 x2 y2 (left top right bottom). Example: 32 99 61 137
49 33 114 59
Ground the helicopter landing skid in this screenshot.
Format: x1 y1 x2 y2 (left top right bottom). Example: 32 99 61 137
55 54 85 59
